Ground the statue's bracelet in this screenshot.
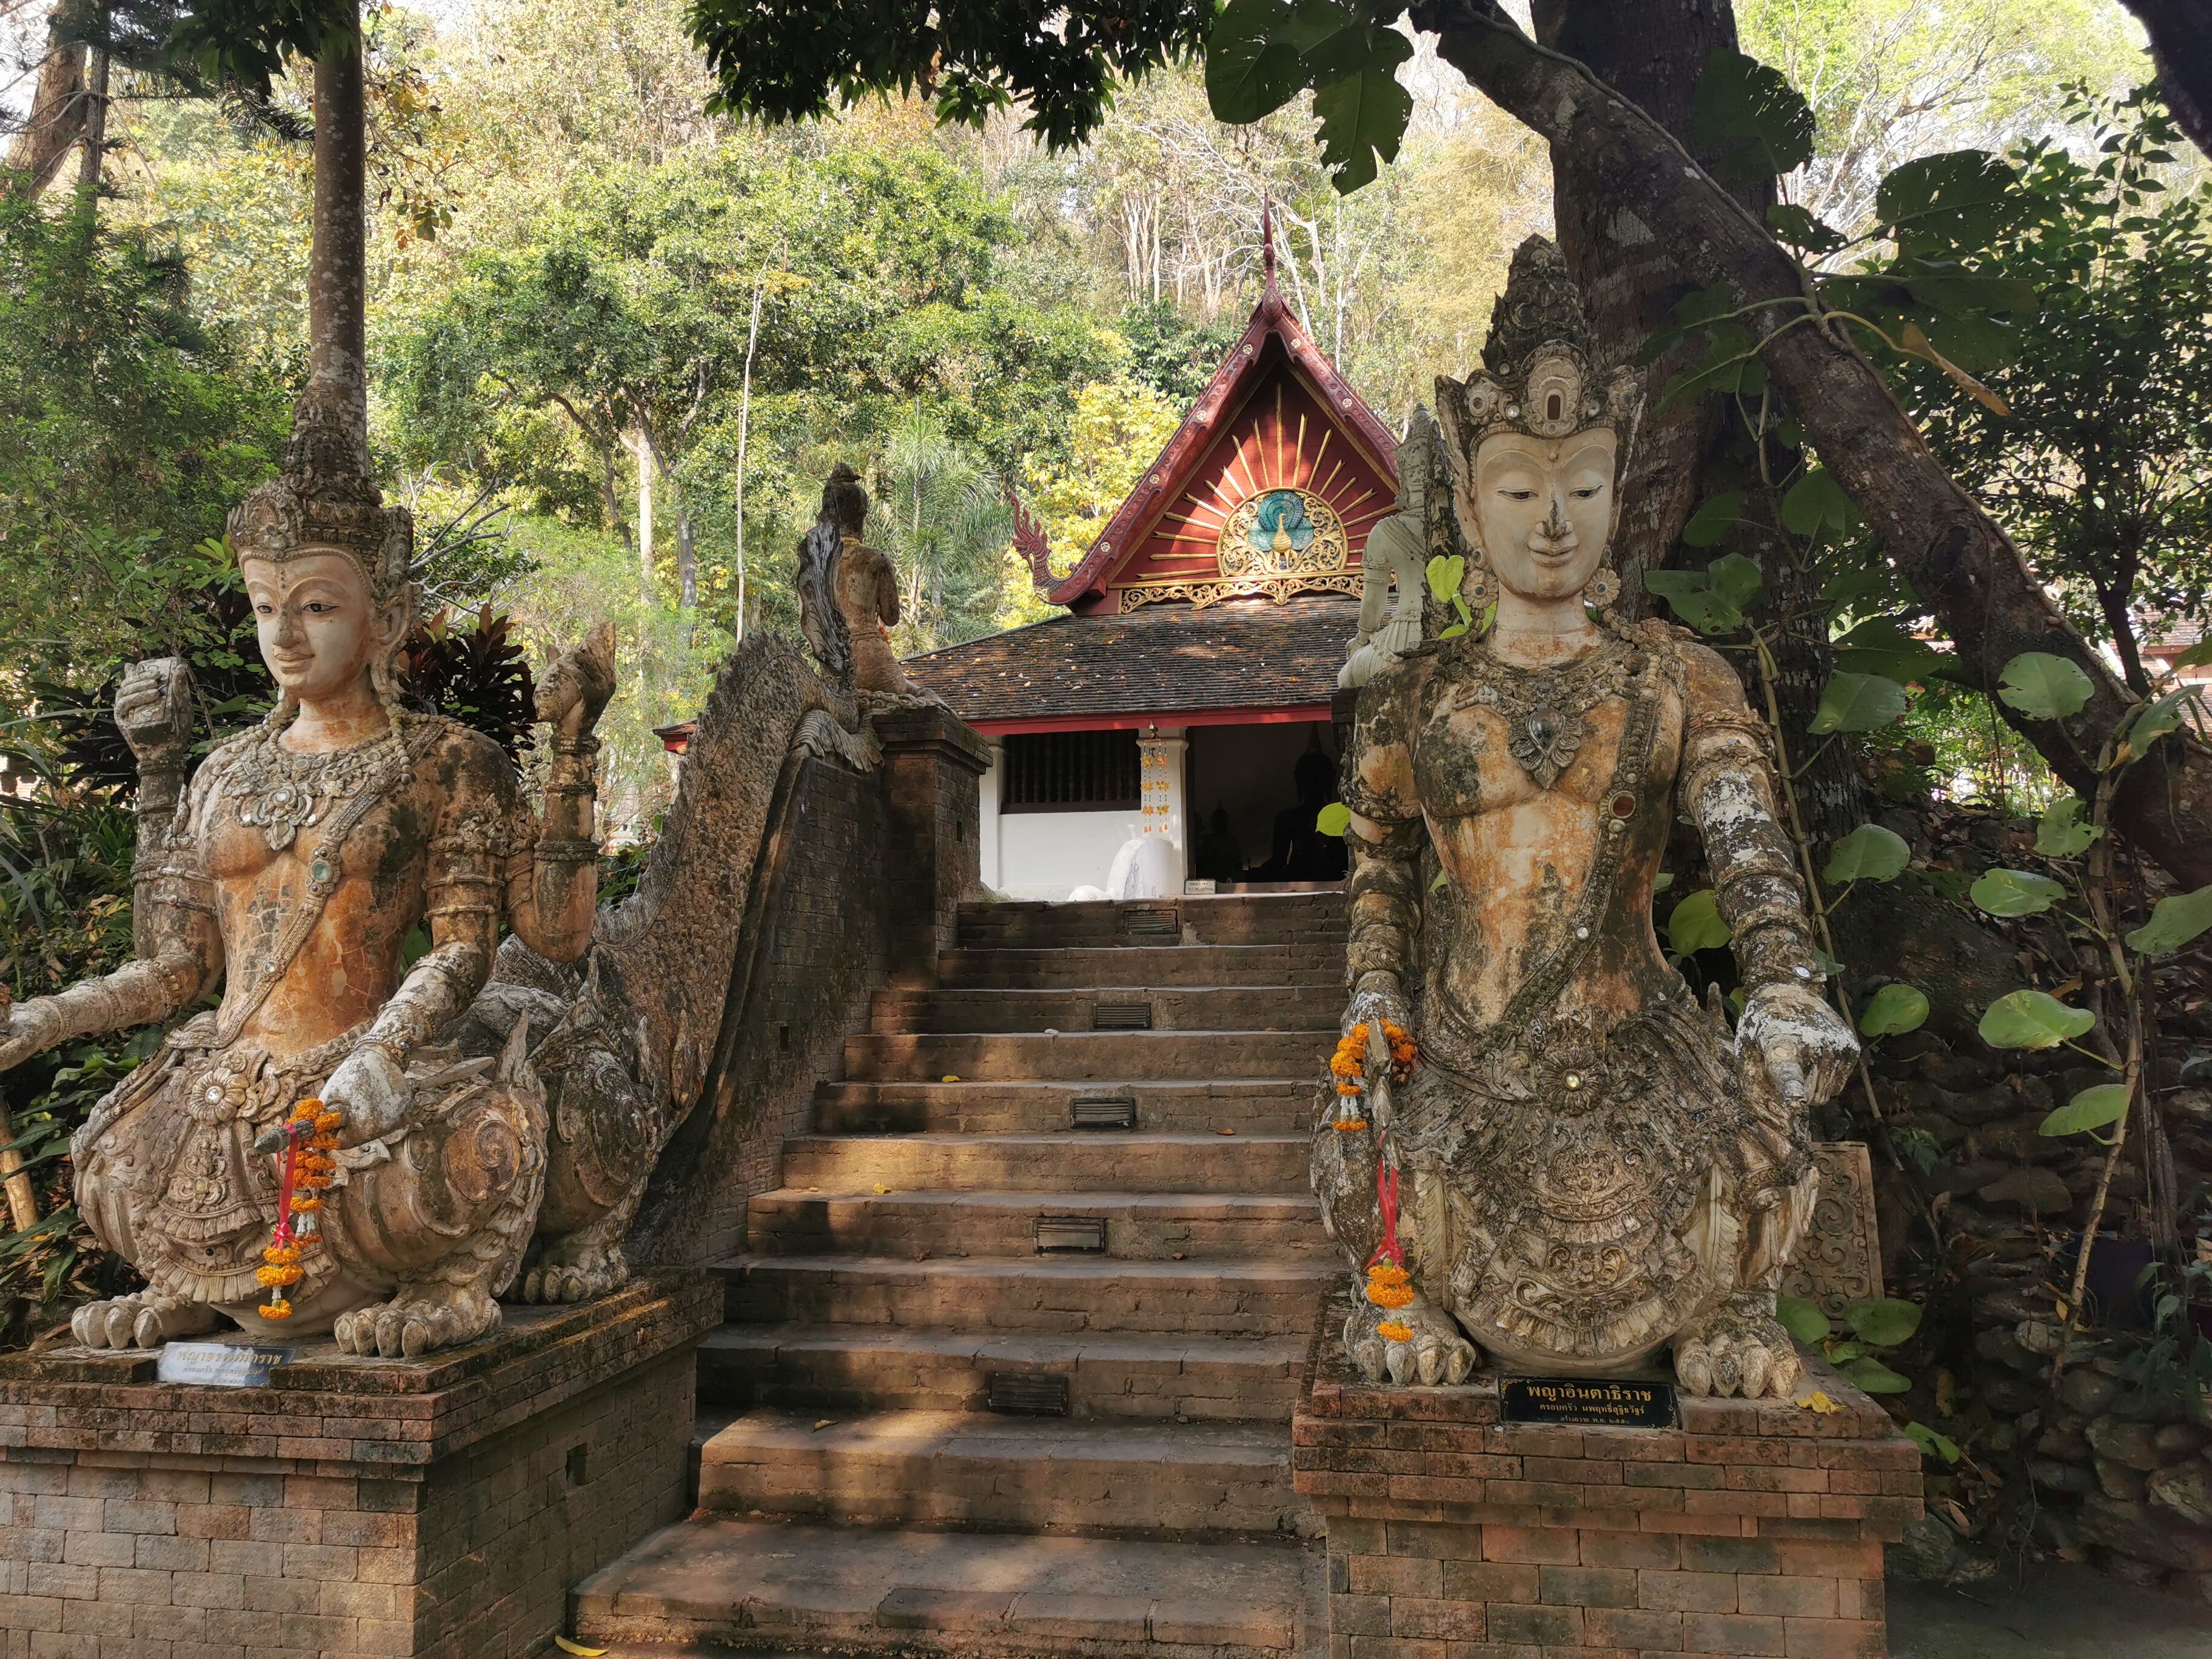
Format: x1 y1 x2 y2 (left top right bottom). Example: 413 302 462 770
536 836 601 865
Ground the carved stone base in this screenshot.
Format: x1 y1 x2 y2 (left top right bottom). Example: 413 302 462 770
0 1272 719 1659
1294 1290 1924 1657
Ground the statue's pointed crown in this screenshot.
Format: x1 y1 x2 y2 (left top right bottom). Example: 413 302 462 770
227 370 412 605
1433 237 1643 468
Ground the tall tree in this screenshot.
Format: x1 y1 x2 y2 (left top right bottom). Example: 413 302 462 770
680 0 2212 888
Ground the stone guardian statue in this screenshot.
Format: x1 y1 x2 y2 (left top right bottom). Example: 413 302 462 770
1312 239 1858 1399
1339 407 1435 691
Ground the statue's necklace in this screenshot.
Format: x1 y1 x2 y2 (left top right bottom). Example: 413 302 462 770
1451 635 1636 790
223 721 412 853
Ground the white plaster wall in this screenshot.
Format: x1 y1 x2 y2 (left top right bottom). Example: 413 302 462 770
979 742 1004 892
997 810 1142 901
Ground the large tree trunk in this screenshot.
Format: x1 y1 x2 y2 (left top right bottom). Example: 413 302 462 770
2120 0 2212 159
1409 0 2212 888
303 18 369 436
2 13 87 198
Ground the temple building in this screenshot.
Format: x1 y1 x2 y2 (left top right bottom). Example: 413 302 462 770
904 258 1401 901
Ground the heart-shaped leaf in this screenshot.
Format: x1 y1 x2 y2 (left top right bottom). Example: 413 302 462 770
2124 884 2212 957
1809 672 1909 734
1309 28 1413 193
2040 1083 2130 1138
1858 983 1929 1037
1766 203 1844 255
1842 1356 1912 1395
1903 1421 1963 1464
1775 1293 1832 1346
1691 47 1815 181
1707 552 1766 611
1643 569 1743 635
1969 867 2068 917
1876 149 2025 250
1846 1297 1923 1347
1997 652 2095 720
2121 688 2197 760
1681 492 1746 548
1823 823 1910 884
1667 888 1732 955
1978 989 2095 1050
1426 552 1464 605
2034 796 2102 858
1781 466 1854 540
1830 615 1947 683
1315 802 1351 837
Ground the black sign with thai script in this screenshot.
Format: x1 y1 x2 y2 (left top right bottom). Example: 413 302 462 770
1501 1375 1679 1429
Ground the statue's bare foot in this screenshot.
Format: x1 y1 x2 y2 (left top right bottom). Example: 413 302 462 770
71 1292 220 1350
520 1237 629 1305
1675 1292 1803 1399
1344 1295 1480 1387
333 1282 500 1359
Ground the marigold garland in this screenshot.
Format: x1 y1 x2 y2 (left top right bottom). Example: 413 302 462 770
1376 1320 1413 1343
1365 1259 1415 1310
1329 1019 1416 1131
259 1097 342 1321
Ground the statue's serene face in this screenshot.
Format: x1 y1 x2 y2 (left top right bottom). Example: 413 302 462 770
242 551 395 703
1466 429 1617 603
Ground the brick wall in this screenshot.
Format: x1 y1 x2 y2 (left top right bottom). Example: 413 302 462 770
0 1275 717 1659
1295 1293 1924 1659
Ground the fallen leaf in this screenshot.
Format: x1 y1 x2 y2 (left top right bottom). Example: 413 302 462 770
556 1640 607 1657
1795 1391 1843 1415
873 1185 893 1195
1216 1128 1236 1136
941 1074 961 1083
813 1419 837 1432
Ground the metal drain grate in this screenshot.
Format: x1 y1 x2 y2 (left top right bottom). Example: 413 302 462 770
1122 905 1178 939
1070 1093 1138 1131
1034 1215 1108 1253
1092 1000 1153 1031
986 1372 1071 1416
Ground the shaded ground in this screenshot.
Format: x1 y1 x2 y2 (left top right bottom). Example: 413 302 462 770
1892 1563 2212 1656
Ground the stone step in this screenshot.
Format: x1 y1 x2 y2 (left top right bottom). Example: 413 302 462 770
936 943 1339 990
721 1254 1335 1337
843 1029 1329 1083
745 1188 1333 1261
958 894 1344 951
779 1131 1309 1195
868 984 1340 1034
691 1408 1304 1535
573 1517 1317 1658
813 1078 1313 1136
696 1322 1310 1419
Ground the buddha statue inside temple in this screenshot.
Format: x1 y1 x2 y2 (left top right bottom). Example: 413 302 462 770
1312 239 1859 1399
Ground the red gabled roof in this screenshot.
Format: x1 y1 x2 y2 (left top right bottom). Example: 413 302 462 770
1042 270 1399 612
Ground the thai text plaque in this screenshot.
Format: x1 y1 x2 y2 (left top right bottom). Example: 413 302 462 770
1501 1375 1680 1429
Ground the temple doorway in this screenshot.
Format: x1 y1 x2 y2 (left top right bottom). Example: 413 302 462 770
1187 719 1346 890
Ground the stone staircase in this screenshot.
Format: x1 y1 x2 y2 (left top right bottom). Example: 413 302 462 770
573 892 1347 1659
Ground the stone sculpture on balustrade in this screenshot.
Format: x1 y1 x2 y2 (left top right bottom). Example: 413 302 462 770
1313 237 1863 1400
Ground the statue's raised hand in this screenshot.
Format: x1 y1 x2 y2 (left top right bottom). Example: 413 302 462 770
1343 970 1410 1047
321 1041 412 1148
0 988 54 1076
1737 982 1858 1117
535 622 617 742
114 657 195 766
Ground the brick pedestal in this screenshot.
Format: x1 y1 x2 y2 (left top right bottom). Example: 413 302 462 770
874 704 990 985
0 1272 719 1659
1294 1297 1925 1659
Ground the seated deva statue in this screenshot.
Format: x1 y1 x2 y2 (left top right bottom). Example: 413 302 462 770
1312 240 1858 1399
0 375 615 1358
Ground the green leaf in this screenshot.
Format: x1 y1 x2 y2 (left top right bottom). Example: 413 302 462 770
1680 492 1745 548
1823 823 1910 884
1775 1294 1832 1346
1315 802 1351 837
1206 0 1344 122
2123 884 2212 957
2040 1083 2130 1138
1842 1356 1912 1395
1969 866 2068 918
1707 552 1766 612
1846 1297 1923 1346
1667 888 1732 955
1858 984 1929 1037
1425 552 1464 606
1691 47 1815 181
1875 150 2025 250
1830 616 1947 683
2174 639 2212 671
1642 569 1742 635
1652 872 1675 895
1657 321 1758 411
2034 796 2102 858
1309 29 1413 193
2122 688 2196 759
1808 672 1909 734
1766 203 1843 255
1978 989 2096 1050
1780 467 1853 540
1903 1421 1963 1464
1437 622 1469 639
1997 652 2095 720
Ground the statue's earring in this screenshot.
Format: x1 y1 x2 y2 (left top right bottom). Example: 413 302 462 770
1584 561 1620 616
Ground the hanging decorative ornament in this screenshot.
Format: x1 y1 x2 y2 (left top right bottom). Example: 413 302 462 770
1462 553 1497 614
255 1096 342 1319
1584 564 1621 614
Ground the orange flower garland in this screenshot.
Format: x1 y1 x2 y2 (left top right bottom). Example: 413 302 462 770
258 1097 341 1321
1376 1320 1413 1342
1328 1019 1416 1132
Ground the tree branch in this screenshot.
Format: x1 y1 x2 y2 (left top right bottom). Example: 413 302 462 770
1408 0 2212 886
